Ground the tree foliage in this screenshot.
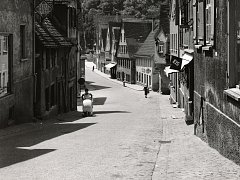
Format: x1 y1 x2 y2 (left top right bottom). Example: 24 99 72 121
80 0 169 49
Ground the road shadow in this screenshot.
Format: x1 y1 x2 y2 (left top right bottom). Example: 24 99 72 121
77 97 107 106
85 81 111 91
93 110 130 115
56 111 84 122
0 122 96 168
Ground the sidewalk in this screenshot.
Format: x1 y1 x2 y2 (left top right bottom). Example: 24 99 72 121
153 93 240 179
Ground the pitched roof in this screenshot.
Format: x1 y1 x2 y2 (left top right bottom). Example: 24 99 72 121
134 28 160 57
135 27 167 64
123 21 152 58
35 18 72 47
109 22 121 52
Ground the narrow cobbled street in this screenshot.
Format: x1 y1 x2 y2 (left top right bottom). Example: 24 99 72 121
1 63 240 180
0 63 164 180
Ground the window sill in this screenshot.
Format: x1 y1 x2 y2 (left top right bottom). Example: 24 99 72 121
194 44 202 49
0 93 14 100
202 45 212 51
224 88 240 101
20 58 28 62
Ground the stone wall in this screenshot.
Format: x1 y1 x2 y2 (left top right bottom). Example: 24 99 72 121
0 0 33 127
194 0 240 163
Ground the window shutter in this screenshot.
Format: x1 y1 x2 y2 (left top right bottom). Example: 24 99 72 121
193 0 197 42
198 1 204 45
205 1 211 44
175 0 179 25
210 0 215 46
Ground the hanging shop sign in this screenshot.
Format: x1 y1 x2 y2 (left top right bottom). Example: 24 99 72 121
170 56 182 70
35 0 53 19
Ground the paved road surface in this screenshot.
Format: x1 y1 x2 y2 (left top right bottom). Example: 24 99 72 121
0 66 163 180
1 63 240 180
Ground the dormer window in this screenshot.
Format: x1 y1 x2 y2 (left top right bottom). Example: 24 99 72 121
158 44 164 54
158 45 163 53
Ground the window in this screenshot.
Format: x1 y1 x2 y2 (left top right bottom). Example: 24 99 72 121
20 25 26 59
180 0 188 26
51 49 57 67
227 0 240 88
45 87 50 111
51 84 55 107
0 34 11 98
158 44 164 54
194 0 215 47
205 0 214 45
46 49 51 69
180 0 193 28
3 36 8 55
69 7 76 28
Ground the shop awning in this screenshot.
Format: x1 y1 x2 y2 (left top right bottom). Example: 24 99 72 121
105 63 117 70
181 53 193 69
164 66 179 77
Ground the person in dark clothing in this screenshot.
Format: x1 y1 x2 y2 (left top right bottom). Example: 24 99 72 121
92 66 94 71
143 84 149 98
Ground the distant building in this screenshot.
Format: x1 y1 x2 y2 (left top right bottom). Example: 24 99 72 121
94 16 122 72
104 22 121 79
134 23 169 92
116 19 152 84
0 0 34 127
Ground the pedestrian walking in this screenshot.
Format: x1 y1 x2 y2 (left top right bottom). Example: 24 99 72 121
92 66 94 71
123 79 126 87
143 84 149 98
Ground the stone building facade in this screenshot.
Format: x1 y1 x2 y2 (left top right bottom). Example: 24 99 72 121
34 0 78 119
116 19 152 84
194 0 240 163
0 0 34 127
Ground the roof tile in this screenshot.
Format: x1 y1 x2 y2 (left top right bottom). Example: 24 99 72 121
35 18 72 47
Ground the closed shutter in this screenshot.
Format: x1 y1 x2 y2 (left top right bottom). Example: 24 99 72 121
198 1 204 45
193 0 197 43
210 0 215 46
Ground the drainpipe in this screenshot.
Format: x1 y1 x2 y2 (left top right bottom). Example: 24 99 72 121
32 0 36 116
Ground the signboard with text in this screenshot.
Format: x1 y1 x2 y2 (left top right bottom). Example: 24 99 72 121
170 56 182 70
